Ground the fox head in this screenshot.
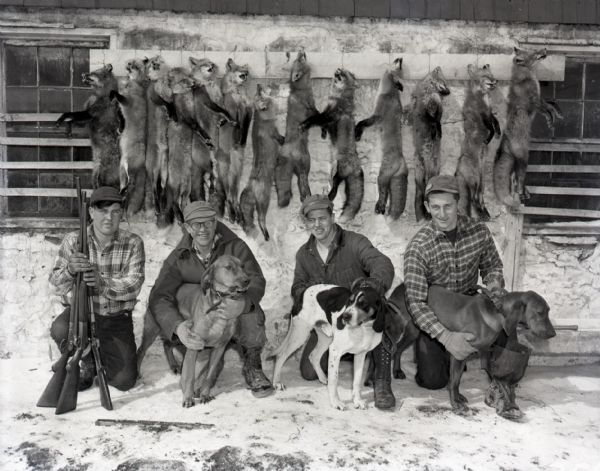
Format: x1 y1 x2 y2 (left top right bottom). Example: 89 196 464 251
82 63 117 91
125 58 148 82
146 56 169 82
189 56 219 85
224 58 249 87
467 63 498 93
332 68 358 94
290 50 311 85
168 68 195 95
429 66 450 96
513 47 547 68
254 83 278 120
380 57 404 94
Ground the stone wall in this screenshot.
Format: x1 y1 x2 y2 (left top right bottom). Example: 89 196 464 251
0 9 598 360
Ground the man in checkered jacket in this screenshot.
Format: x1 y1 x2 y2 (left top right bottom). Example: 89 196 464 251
404 175 506 390
49 186 145 392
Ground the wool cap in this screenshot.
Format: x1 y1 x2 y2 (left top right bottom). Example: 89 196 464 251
425 175 459 197
301 194 334 216
183 201 217 223
90 186 123 205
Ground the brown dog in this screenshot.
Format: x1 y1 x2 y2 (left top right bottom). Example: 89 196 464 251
177 254 250 407
387 284 555 417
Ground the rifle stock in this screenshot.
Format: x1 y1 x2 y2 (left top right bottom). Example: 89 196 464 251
36 351 70 407
55 346 82 415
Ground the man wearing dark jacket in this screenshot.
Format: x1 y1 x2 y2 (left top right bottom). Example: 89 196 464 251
148 201 273 397
291 195 396 410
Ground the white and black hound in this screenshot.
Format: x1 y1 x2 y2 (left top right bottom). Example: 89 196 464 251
271 280 386 410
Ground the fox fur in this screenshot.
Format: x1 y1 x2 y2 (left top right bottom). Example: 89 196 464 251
240 84 285 241
111 58 149 217
275 50 318 207
56 64 121 189
455 64 500 221
411 66 451 221
355 58 407 219
493 47 562 207
213 58 253 223
189 56 236 202
300 68 364 223
146 56 171 226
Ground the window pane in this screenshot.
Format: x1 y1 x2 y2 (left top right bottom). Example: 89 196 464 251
40 170 72 188
556 61 583 100
74 170 93 189
40 88 71 113
5 46 36 86
7 146 38 162
583 101 600 138
528 150 551 164
39 47 71 86
72 88 92 110
585 63 600 100
40 197 72 215
40 147 71 162
72 48 90 87
539 81 554 100
7 197 38 214
553 101 582 139
5 87 37 113
73 147 93 161
7 170 37 188
531 112 553 139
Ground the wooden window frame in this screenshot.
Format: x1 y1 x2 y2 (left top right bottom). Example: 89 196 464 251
0 25 116 231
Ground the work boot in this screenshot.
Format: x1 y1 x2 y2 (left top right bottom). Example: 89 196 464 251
78 354 96 392
372 336 396 410
242 347 274 398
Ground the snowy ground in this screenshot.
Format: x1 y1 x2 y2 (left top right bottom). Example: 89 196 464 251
1 349 599 471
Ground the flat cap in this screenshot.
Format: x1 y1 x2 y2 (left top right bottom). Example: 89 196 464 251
90 186 123 205
301 194 333 216
425 175 459 197
183 201 217 223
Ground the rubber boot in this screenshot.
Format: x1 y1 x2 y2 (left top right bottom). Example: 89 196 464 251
242 347 274 398
372 335 396 410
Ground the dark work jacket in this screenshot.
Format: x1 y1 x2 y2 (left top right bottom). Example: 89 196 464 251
291 224 394 306
148 222 266 339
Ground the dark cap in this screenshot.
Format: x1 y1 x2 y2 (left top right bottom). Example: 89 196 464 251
90 186 123 206
425 175 459 197
183 201 217 223
301 194 333 216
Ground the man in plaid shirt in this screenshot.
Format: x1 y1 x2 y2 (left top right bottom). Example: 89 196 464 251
49 187 145 392
404 175 505 390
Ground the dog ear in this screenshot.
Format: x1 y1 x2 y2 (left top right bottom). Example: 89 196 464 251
316 287 351 325
373 301 386 333
350 278 366 292
201 265 215 294
503 300 525 335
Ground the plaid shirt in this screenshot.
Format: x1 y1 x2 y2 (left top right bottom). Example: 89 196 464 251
49 226 145 316
404 216 504 338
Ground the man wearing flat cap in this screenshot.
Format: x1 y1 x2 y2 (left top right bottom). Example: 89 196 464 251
49 186 145 392
148 201 273 397
291 194 396 410
404 175 506 390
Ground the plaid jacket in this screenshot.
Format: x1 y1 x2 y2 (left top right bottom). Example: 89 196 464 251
49 227 145 316
404 216 504 338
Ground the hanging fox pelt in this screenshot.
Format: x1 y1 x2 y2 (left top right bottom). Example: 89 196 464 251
56 64 121 189
111 58 149 218
493 47 562 207
355 57 407 219
455 64 501 221
240 84 284 241
300 68 364 223
275 50 319 207
411 66 450 222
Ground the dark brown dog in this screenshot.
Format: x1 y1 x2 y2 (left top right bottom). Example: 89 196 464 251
384 284 555 416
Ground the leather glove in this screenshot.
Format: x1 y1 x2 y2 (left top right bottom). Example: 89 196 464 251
488 287 508 311
438 329 477 360
175 320 205 350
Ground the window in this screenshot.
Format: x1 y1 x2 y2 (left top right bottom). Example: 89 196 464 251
0 27 113 225
527 57 600 223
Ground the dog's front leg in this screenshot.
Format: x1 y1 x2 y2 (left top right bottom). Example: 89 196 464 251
181 349 200 408
448 356 469 415
352 352 368 409
327 347 345 410
310 328 332 385
198 345 227 403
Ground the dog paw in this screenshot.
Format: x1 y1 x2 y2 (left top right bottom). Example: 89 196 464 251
182 398 195 408
331 399 346 411
274 383 286 391
353 399 367 410
393 370 406 380
198 394 215 404
457 393 469 405
451 403 470 416
317 376 328 386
